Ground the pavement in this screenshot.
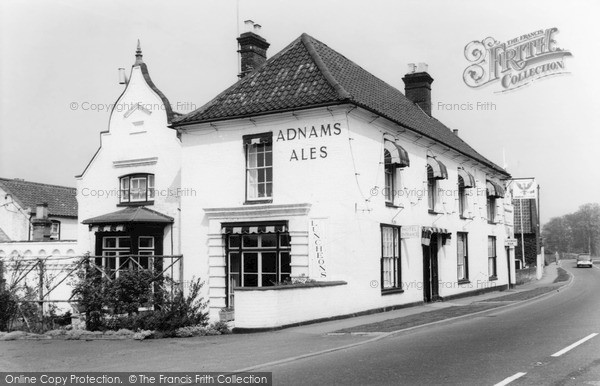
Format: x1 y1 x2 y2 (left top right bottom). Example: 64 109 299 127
1 263 571 373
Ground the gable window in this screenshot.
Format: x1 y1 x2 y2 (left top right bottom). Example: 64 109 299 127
244 133 273 202
381 225 401 292
457 232 469 281
488 236 497 279
50 221 61 240
119 174 155 204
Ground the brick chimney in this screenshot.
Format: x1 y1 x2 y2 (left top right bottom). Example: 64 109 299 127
237 20 270 78
31 203 52 241
402 63 434 116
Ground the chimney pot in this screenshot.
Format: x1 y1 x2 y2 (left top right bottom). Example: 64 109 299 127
244 20 255 32
407 63 416 74
453 129 459 136
118 68 127 84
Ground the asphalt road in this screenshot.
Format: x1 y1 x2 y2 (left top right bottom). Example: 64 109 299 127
265 262 600 386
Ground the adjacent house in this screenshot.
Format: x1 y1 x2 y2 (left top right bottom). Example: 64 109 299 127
76 42 183 285
0 178 79 310
0 178 78 242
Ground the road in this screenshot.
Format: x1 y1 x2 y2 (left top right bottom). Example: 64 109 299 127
265 262 600 385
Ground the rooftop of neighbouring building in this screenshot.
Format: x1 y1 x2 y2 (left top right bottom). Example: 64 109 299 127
174 33 509 177
0 178 77 218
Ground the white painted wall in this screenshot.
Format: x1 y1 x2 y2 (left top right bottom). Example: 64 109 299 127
0 186 31 241
179 105 514 326
76 63 182 257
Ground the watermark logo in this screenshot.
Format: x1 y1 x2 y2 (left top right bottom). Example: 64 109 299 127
463 27 572 92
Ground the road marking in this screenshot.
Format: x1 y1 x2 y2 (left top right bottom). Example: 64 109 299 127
494 372 527 386
551 333 598 357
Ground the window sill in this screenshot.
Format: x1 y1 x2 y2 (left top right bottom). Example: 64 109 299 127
428 209 443 215
381 288 404 295
457 279 470 285
117 201 154 207
244 199 273 205
386 202 403 209
488 276 498 281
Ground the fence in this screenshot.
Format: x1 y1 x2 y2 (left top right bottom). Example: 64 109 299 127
0 254 183 331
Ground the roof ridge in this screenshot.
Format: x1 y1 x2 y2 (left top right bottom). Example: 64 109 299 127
300 33 351 101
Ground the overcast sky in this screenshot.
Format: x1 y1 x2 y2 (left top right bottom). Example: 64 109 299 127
1 0 598 224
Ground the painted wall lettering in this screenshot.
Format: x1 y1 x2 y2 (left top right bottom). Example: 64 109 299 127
277 122 341 162
308 218 328 279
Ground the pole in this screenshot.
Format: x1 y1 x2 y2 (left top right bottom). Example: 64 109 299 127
38 260 44 331
520 200 525 268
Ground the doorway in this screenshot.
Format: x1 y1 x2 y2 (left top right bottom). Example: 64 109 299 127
422 234 440 302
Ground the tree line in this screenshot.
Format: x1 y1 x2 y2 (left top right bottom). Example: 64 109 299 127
542 203 600 256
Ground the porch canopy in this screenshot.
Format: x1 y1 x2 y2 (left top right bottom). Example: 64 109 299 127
82 206 173 231
458 167 475 188
486 180 506 198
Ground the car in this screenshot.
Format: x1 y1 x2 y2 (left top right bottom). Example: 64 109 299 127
576 254 593 268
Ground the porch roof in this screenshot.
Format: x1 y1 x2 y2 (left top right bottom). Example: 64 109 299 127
82 206 173 224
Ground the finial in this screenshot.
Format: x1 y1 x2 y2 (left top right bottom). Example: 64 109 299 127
135 39 143 65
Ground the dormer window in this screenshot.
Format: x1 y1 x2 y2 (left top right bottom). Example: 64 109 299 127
119 174 155 204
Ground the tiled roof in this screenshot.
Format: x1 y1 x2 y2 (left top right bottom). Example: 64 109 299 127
174 34 508 176
0 178 77 218
82 206 173 224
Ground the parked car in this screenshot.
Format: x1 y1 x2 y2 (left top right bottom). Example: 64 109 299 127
576 254 593 268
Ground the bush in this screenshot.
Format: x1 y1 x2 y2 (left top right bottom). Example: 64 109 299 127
0 289 18 331
71 260 208 335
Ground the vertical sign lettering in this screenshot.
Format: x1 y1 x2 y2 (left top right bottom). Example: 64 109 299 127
308 218 328 279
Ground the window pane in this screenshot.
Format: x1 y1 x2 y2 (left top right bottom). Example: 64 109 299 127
104 237 117 249
266 168 272 183
242 235 259 248
243 274 258 287
230 253 240 273
138 236 154 248
248 152 258 168
258 152 264 167
258 169 266 183
148 175 155 199
243 253 258 273
118 237 131 249
261 234 277 248
262 274 277 286
265 182 273 198
258 183 266 197
280 234 291 247
281 252 291 274
262 252 277 273
229 235 240 248
265 151 272 166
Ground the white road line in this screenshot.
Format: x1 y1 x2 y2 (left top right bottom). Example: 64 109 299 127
494 372 527 386
551 333 599 357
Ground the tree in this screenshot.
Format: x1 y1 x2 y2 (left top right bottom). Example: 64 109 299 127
542 203 600 256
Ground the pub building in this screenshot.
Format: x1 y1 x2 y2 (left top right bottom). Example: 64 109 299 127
171 23 514 329
77 24 514 330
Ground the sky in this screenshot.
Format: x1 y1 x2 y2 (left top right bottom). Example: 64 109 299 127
1 0 598 225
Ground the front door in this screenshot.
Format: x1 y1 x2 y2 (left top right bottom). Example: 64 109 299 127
422 234 440 302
